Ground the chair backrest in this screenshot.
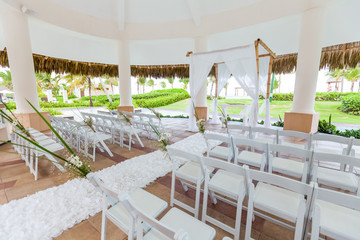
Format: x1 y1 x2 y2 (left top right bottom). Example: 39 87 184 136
312 133 350 145
232 137 268 152
202 157 250 188
119 194 182 240
313 151 360 170
278 130 310 140
268 144 313 161
251 126 278 136
247 168 314 197
314 185 360 211
204 132 232 145
228 123 251 136
167 147 204 173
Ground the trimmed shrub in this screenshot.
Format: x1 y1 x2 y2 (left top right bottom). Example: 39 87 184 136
41 108 63 115
267 92 360 102
340 95 360 115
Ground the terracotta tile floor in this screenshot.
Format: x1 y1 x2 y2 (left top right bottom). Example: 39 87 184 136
0 118 346 239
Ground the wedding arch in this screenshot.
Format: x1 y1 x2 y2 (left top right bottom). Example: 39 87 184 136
188 38 276 131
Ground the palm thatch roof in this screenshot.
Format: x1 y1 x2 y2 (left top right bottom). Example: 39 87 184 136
1 41 359 77
0 49 214 79
272 41 360 74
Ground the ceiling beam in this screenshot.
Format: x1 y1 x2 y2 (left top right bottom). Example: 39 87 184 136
185 0 201 26
117 0 125 31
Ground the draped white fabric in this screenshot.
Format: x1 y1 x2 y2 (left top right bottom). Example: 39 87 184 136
188 54 215 131
258 56 271 127
188 44 261 130
210 64 231 124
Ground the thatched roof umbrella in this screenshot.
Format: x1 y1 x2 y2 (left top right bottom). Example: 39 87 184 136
272 41 360 74
0 49 215 79
1 41 359 77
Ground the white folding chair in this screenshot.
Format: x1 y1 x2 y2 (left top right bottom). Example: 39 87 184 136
277 130 312 150
204 132 234 162
250 126 278 144
167 147 215 218
268 144 313 182
245 169 314 240
311 133 352 156
309 185 360 240
87 173 168 240
119 194 216 240
232 137 268 171
227 123 251 142
311 152 360 195
349 137 360 171
201 157 249 240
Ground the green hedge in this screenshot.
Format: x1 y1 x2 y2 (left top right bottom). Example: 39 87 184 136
266 92 360 101
340 95 360 115
133 91 190 108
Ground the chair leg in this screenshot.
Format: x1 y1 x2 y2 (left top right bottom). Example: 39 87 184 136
194 180 201 219
170 171 176 207
294 200 306 240
101 212 107 240
234 195 244 240
201 179 209 223
179 179 189 192
209 190 217 204
245 186 254 240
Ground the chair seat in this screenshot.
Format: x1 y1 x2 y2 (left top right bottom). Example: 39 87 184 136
209 169 246 200
316 199 360 239
108 189 168 231
255 138 275 144
253 182 304 223
176 162 214 183
209 146 232 160
317 167 359 192
271 157 304 178
279 142 306 150
36 138 57 146
237 151 263 167
37 143 64 156
144 208 216 240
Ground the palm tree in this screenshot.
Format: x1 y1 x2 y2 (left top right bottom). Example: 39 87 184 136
167 78 175 88
344 66 360 92
160 81 166 89
0 70 12 90
326 69 343 91
36 72 61 98
64 74 94 106
179 78 189 90
138 77 147 93
147 79 155 91
103 75 119 94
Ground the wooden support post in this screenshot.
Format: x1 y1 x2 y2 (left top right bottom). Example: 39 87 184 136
255 40 260 84
266 56 274 99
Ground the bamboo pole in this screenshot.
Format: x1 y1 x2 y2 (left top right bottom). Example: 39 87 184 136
215 63 218 98
255 40 260 85
266 56 274 99
257 38 276 58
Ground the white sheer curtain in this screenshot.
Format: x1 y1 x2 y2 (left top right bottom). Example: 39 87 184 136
210 64 231 124
224 44 258 126
258 56 271 127
188 54 214 131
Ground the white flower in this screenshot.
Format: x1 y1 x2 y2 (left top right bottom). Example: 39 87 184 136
12 120 19 127
67 155 81 167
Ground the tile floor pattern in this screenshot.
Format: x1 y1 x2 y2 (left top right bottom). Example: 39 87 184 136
0 118 347 240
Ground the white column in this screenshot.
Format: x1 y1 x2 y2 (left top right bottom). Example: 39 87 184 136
0 5 40 113
117 39 132 107
291 6 325 113
194 36 208 107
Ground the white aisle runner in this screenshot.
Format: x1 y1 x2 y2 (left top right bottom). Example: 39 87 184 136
0 133 219 240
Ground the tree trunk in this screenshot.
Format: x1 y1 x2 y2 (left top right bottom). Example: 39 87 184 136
110 82 114 95
143 84 145 93
351 81 355 92
88 77 93 107
137 78 140 94
358 81 360 92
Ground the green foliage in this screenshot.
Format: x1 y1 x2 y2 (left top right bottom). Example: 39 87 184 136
207 95 225 100
179 78 189 89
272 115 284 127
106 101 120 110
0 70 13 90
133 91 190 108
340 95 360 115
41 108 63 115
318 115 337 134
160 81 167 89
265 92 360 102
159 114 189 119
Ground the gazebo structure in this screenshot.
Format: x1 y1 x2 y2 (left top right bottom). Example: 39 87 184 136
0 0 360 132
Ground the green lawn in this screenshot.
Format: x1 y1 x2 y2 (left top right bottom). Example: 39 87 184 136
158 98 360 124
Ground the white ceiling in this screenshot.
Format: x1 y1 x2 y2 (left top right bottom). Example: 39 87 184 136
0 0 359 66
